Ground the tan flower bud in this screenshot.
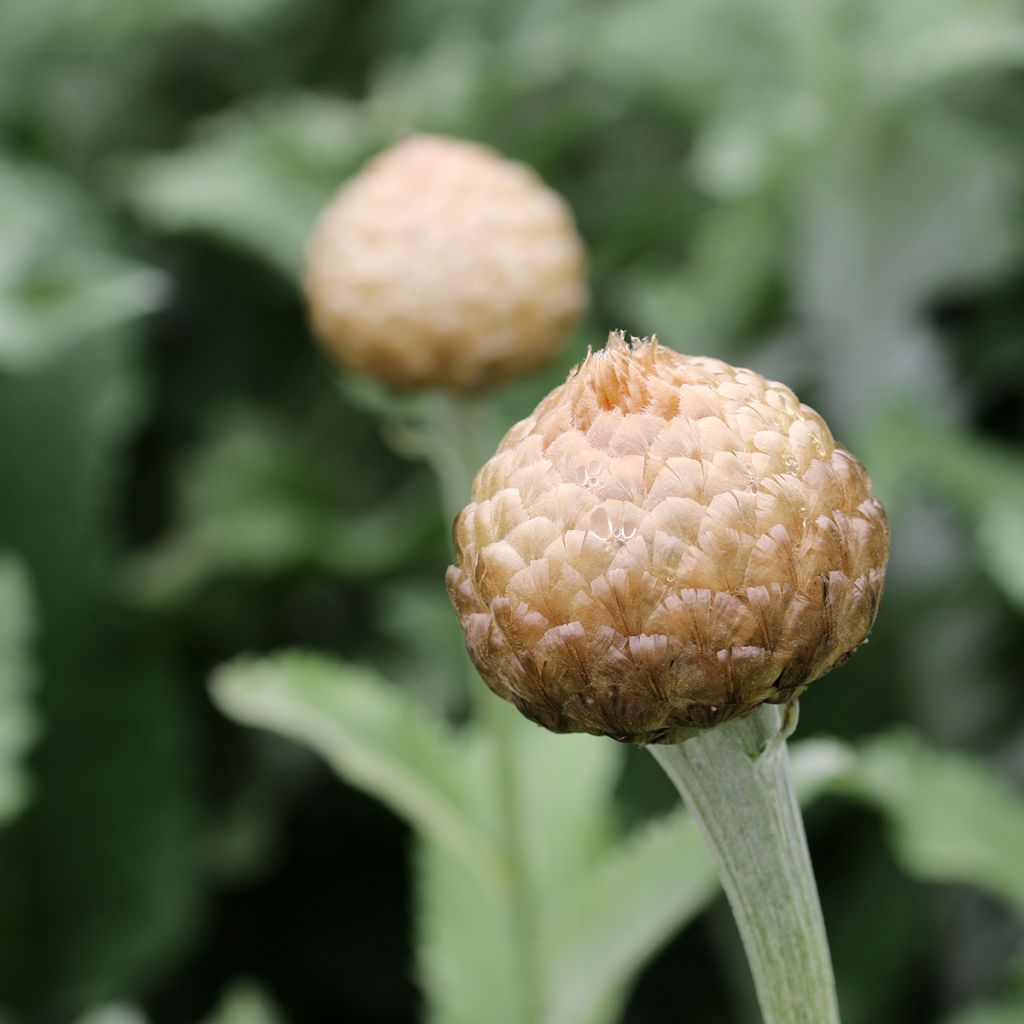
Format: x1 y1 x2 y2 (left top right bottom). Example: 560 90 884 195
303 134 587 392
447 333 889 744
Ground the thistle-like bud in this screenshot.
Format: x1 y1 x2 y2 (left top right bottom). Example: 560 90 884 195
303 134 587 392
447 333 889 744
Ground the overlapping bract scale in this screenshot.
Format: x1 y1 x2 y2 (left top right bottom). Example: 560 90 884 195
447 333 889 743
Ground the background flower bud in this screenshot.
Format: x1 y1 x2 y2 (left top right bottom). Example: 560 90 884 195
303 133 587 392
447 333 890 743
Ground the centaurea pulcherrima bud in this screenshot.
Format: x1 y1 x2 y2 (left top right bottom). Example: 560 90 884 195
303 134 587 392
447 333 889 743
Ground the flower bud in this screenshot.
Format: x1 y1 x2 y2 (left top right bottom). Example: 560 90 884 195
447 333 889 744
303 134 587 392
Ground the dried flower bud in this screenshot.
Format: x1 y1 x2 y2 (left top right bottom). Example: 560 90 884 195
303 134 587 392
447 333 889 744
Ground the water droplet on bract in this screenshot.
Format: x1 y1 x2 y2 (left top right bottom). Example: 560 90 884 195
581 461 605 489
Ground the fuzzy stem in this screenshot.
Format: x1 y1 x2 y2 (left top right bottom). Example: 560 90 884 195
648 702 840 1024
419 391 494 528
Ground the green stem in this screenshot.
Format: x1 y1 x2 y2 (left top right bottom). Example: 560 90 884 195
422 391 545 1023
648 703 840 1024
419 391 494 527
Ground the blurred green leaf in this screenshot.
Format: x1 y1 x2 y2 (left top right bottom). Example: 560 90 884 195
0 0 287 117
126 410 440 607
211 651 503 885
122 42 490 277
415 835 526 1024
0 334 199 1018
513 714 622 904
0 554 36 824
579 0 792 125
867 409 1024 611
413 707 624 1024
0 0 285 56
545 809 715 1024
945 968 1024 1024
862 0 1024 97
836 732 1024 913
199 980 284 1024
948 1005 1024 1024
122 94 365 278
0 162 165 372
582 0 1024 128
797 115 1017 326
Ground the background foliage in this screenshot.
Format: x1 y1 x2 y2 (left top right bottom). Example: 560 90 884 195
0 0 1022 1022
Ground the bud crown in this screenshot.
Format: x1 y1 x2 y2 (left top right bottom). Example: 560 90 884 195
304 134 587 391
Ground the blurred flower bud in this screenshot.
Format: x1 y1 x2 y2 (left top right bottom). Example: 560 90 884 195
303 134 587 391
447 333 889 743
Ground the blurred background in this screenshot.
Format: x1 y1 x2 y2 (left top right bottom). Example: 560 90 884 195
1 0 1023 1022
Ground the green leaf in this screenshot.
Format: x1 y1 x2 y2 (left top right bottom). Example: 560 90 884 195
414 710 623 1024
125 410 440 607
0 161 165 373
0 334 199 1019
198 980 284 1024
211 652 502 885
122 43 488 277
121 94 366 278
415 836 526 1024
579 0 789 123
0 553 36 823
861 0 1024 97
948 1006 1024 1024
944 967 1024 1024
835 732 1024 913
512 712 624 902
0 0 285 56
797 114 1017 327
866 409 1024 611
544 808 716 1024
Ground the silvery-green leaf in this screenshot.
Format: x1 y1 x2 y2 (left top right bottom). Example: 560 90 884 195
0 162 165 373
865 409 1024 612
211 652 502 885
122 94 365 278
415 836 525 1024
835 733 1024 912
